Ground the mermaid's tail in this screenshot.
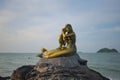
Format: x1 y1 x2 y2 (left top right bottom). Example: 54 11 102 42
43 48 76 59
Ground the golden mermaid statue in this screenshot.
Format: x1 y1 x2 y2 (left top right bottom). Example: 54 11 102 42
37 24 77 58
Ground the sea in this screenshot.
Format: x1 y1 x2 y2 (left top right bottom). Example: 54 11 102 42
0 52 120 80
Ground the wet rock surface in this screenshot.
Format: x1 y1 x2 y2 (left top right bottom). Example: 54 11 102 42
0 76 10 80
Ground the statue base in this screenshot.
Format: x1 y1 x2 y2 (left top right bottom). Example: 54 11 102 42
36 53 87 68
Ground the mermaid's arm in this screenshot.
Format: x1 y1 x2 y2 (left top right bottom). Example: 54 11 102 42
66 32 75 37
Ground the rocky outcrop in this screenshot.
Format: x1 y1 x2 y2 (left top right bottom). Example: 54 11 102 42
97 48 119 53
0 76 10 80
10 53 109 80
11 65 34 80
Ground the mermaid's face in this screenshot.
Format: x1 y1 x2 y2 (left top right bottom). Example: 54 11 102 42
65 27 69 32
66 26 72 33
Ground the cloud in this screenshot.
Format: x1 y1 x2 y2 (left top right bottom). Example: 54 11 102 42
100 26 120 32
0 0 120 52
0 10 15 28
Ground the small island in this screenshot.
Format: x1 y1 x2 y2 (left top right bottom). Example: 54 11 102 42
97 48 119 53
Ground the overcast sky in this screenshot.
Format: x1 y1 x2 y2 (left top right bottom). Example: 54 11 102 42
0 0 120 53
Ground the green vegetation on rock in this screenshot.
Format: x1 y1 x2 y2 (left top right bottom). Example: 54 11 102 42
97 48 118 53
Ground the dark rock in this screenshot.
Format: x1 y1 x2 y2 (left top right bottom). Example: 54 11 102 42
11 65 34 80
10 53 109 80
26 64 109 80
35 53 87 68
0 76 10 80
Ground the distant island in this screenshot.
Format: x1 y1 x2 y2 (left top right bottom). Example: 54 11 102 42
97 48 119 53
